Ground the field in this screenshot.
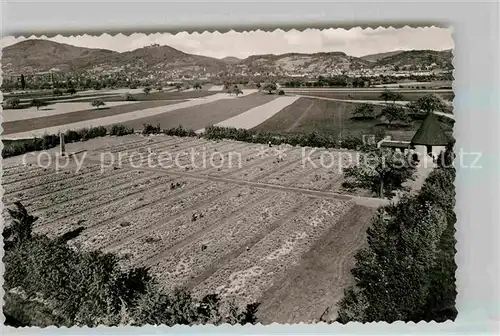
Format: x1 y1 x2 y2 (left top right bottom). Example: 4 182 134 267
253 97 422 140
2 135 386 323
285 88 454 101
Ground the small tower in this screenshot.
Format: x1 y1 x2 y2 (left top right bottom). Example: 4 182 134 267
410 113 449 159
60 133 66 156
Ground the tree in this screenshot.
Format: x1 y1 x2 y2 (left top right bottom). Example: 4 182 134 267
337 167 456 323
31 98 49 110
379 104 407 125
3 202 38 250
263 83 277 94
20 74 26 90
176 84 182 91
352 103 376 120
379 88 396 103
256 82 261 89
342 148 415 198
91 100 105 109
143 87 152 95
3 202 260 327
407 94 448 117
193 83 202 90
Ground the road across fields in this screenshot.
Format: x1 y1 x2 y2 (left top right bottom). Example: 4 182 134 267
197 96 300 132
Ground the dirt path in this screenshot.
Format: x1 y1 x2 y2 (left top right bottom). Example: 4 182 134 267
256 204 376 324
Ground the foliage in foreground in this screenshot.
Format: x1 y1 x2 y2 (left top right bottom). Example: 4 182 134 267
3 202 259 327
337 146 457 323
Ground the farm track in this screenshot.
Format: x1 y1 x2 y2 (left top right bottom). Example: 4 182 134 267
193 199 354 304
256 205 376 324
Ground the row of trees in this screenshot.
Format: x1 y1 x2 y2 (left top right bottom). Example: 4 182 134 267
352 93 451 125
337 144 457 322
3 202 259 327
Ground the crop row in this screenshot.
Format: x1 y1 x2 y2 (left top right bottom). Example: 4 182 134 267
228 148 305 181
34 172 171 226
39 175 202 238
193 198 354 305
3 164 102 195
78 181 237 251
22 170 154 212
152 191 310 292
4 168 131 204
114 186 272 266
2 163 45 178
290 169 345 191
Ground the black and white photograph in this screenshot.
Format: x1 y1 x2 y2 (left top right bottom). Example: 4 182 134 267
1 26 457 327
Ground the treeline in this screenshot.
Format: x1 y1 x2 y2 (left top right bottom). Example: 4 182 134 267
2 125 134 158
3 202 259 327
203 125 365 150
337 144 457 322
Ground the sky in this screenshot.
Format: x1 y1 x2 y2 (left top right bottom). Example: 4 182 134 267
1 26 453 59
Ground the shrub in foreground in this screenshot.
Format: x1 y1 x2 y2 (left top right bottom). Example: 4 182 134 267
3 202 260 327
110 124 135 136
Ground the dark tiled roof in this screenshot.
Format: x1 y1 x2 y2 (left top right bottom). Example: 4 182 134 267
380 141 411 148
411 113 450 146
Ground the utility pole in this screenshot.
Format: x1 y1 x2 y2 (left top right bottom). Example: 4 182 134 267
59 133 66 156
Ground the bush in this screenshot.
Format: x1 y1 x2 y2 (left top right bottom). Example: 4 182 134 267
163 125 197 137
3 97 21 109
53 88 63 96
142 123 162 135
278 89 285 95
122 93 137 101
66 88 77 95
3 202 260 327
110 124 135 136
91 100 105 109
337 165 457 323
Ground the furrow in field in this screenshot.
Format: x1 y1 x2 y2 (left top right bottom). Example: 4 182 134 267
2 164 46 178
25 170 155 212
193 198 355 306
96 136 178 154
33 172 172 226
228 148 304 181
3 166 126 202
151 192 310 292
2 164 102 194
114 186 270 267
46 177 205 238
159 142 250 174
202 144 296 178
77 181 234 251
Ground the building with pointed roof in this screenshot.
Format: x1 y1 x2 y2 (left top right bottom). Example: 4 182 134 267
410 113 449 159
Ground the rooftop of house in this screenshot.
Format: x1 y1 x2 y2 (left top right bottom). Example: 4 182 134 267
411 113 450 146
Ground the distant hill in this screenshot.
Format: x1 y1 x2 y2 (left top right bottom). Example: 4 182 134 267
221 56 242 64
2 40 454 77
1 39 118 74
373 49 453 69
238 52 372 74
361 50 405 62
